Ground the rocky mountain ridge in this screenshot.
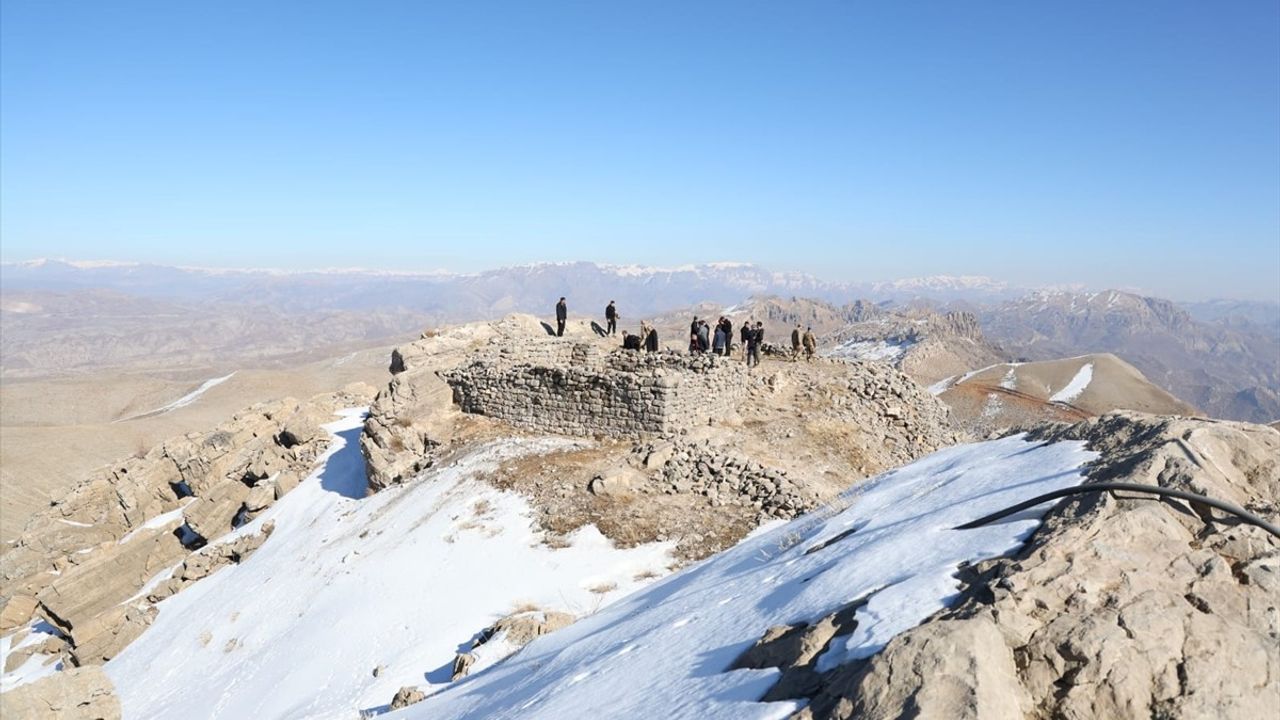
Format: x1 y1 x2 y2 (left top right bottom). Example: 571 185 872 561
979 289 1279 423
933 353 1201 436
1 312 1276 719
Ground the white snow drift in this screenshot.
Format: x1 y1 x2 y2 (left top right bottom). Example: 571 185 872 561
396 435 1097 720
1049 362 1094 404
85 411 1097 720
103 410 674 719
824 338 916 364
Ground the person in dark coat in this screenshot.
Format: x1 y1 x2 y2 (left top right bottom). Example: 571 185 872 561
605 301 618 336
712 321 727 355
791 324 802 361
740 321 752 360
747 321 764 367
721 318 734 354
689 317 701 353
622 331 641 350
555 297 568 337
644 325 660 352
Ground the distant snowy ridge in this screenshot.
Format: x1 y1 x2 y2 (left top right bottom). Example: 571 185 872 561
115 372 236 422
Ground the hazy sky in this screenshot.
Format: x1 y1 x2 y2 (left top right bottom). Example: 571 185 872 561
2 1 1278 300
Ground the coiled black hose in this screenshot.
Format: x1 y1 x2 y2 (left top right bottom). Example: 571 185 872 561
954 482 1280 540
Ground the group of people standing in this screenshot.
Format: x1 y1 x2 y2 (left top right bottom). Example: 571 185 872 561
791 323 818 362
687 316 765 366
552 297 816 368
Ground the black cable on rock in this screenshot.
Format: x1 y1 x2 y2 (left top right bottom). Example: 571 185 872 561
954 482 1280 540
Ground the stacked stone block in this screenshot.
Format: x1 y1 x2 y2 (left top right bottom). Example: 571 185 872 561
443 341 746 437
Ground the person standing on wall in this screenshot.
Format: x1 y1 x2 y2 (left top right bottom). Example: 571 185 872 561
605 300 618 336
555 297 568 337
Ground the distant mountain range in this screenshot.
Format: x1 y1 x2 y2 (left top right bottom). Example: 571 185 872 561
978 290 1279 423
0 259 1031 313
2 259 1276 422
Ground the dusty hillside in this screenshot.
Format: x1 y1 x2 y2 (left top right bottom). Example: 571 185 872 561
0 289 425 379
933 353 1200 436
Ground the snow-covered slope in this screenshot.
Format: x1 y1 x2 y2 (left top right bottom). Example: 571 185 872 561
394 435 1097 720
84 406 1101 720
824 338 917 363
103 411 674 719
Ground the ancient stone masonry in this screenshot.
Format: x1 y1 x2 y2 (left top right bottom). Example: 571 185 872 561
443 341 747 438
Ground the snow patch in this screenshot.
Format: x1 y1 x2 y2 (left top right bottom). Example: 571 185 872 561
999 368 1018 390
1049 363 1094 404
117 373 236 422
0 621 67 692
825 338 916 364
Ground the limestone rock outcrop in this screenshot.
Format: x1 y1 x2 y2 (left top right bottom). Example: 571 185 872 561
1 389 362 674
777 413 1279 719
389 685 426 710
361 317 517 491
0 666 120 720
451 610 576 680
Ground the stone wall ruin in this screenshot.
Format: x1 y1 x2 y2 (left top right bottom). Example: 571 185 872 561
442 341 746 437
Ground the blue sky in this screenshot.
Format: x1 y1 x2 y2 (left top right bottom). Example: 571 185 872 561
2 1 1277 300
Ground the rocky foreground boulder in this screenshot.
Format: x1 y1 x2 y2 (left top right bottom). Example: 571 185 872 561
0 386 373 678
0 666 119 720
740 413 1279 719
